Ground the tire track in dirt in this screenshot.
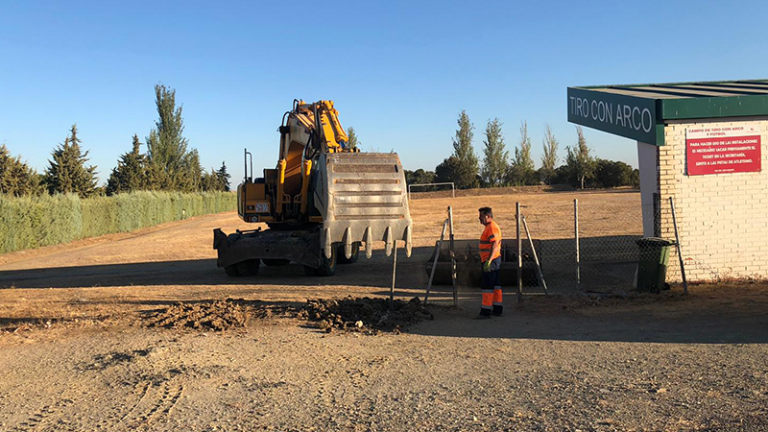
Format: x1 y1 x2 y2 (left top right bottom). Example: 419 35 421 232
121 380 184 430
84 380 153 430
9 398 74 431
116 381 152 423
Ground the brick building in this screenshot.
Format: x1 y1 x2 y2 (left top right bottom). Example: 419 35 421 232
568 80 768 282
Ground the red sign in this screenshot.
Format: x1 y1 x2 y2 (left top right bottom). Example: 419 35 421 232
686 125 762 176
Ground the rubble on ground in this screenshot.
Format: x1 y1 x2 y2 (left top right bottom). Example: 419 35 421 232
300 296 433 334
143 299 249 331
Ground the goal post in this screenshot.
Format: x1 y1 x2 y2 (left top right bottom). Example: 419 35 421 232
407 182 455 200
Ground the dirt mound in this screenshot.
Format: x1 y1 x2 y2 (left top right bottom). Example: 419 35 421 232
143 299 249 331
300 297 433 334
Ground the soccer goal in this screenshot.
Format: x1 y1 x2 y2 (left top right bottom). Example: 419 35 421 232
407 182 455 200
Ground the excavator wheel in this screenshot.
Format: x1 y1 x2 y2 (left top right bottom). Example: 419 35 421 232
224 265 240 277
337 243 360 265
304 246 337 276
303 265 316 276
235 259 260 276
263 259 290 267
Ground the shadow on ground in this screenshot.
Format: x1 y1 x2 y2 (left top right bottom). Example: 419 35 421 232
410 285 768 345
3 237 768 346
0 249 434 290
0 235 640 293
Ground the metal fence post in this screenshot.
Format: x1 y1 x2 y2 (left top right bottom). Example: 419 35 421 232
448 206 458 308
574 199 580 286
669 197 689 295
516 202 523 302
522 215 548 295
390 240 397 312
424 219 449 304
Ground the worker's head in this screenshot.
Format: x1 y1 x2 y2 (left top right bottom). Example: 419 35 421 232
478 207 493 226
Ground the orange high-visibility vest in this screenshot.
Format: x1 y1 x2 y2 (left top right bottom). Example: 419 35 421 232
480 220 502 262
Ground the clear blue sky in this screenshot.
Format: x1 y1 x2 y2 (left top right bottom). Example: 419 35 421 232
2 0 768 184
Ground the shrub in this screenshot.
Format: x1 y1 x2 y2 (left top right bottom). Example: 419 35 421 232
0 191 235 254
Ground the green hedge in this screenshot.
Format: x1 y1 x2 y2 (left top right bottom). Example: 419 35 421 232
0 191 236 254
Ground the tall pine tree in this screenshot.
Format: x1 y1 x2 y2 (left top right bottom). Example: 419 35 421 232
44 124 98 197
439 110 479 189
201 168 219 191
0 145 43 196
540 124 559 184
145 84 199 191
565 126 596 189
216 161 231 191
188 149 202 191
106 134 148 195
481 118 508 187
507 121 536 185
346 127 360 150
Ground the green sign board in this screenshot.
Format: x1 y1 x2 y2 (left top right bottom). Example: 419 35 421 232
567 87 664 145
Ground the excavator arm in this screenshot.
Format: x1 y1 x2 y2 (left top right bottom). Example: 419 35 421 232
273 100 360 220
280 99 351 158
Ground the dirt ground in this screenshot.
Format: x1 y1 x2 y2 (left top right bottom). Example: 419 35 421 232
1 190 767 431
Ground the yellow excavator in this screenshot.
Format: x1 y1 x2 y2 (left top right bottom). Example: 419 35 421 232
213 100 412 276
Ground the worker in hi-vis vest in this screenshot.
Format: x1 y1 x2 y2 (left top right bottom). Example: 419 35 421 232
477 207 503 319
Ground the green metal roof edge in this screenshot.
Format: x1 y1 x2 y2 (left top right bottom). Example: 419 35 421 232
661 94 768 120
572 79 768 91
572 80 768 120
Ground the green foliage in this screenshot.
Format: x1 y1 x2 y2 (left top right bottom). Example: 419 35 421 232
551 165 573 186
404 169 437 190
0 194 82 253
0 191 236 254
216 162 231 192
106 134 150 195
506 121 537 186
145 84 200 192
346 127 360 150
188 149 203 192
480 118 508 187
201 169 219 191
0 145 44 196
428 112 636 190
540 124 559 184
201 161 231 192
44 124 98 198
564 126 596 189
594 159 637 188
434 156 460 185
448 111 480 189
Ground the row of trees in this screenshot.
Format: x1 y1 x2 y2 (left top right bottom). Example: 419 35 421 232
0 85 231 198
3 98 638 199
407 111 638 190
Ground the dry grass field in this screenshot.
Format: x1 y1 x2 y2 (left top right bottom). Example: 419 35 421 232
0 189 767 431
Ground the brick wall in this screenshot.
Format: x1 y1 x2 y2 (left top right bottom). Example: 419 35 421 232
659 118 768 282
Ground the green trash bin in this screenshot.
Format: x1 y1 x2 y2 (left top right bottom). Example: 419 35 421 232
635 237 675 293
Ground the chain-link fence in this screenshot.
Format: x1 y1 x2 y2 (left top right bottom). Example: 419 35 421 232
420 192 686 297
515 193 680 295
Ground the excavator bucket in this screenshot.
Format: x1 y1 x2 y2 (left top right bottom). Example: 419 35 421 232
424 239 541 286
314 152 412 259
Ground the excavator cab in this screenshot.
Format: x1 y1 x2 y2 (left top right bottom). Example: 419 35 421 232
237 150 274 224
